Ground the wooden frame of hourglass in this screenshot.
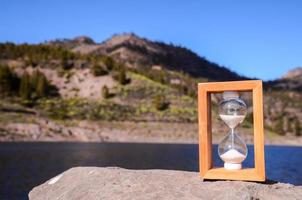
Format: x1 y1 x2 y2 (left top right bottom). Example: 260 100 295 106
198 80 265 181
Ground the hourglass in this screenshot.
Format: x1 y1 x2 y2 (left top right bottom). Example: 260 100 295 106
198 80 265 181
218 91 247 170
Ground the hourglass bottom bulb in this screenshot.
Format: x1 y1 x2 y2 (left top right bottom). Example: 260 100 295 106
220 148 246 170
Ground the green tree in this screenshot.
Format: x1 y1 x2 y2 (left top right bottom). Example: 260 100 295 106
286 117 293 133
0 65 15 96
19 72 31 100
25 54 37 67
36 72 48 98
30 70 49 98
117 69 128 85
91 64 108 76
274 117 285 135
294 118 301 136
31 70 40 88
60 51 73 70
103 56 115 71
188 89 196 98
152 94 169 111
101 85 110 99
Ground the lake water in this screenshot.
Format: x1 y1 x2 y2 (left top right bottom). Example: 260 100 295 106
0 142 302 200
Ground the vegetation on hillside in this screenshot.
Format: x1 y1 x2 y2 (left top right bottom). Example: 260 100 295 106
0 63 58 104
0 65 19 96
0 37 301 138
101 85 110 99
0 43 78 61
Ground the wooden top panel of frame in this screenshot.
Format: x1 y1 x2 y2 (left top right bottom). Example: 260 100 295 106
198 80 262 92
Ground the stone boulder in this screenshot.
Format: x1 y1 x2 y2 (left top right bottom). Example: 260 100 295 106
29 167 302 200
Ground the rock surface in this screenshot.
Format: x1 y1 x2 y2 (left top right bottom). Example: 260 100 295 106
29 167 302 200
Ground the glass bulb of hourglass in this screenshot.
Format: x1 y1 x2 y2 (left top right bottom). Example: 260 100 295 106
218 91 248 170
218 130 247 170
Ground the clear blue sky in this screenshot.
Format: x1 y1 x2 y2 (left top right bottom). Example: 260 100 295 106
1 0 302 80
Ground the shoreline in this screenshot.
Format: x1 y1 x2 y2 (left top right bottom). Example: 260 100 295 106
0 138 301 147
0 120 301 146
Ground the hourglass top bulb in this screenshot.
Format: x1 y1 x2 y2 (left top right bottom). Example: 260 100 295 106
218 91 247 129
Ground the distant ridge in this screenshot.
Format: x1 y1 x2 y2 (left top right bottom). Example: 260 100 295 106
282 67 302 79
46 35 95 49
47 33 247 81
267 67 302 91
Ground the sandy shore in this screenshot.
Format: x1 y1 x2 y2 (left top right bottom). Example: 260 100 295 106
0 120 301 146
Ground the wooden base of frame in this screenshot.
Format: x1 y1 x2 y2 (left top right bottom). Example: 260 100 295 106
202 168 264 181
198 80 265 182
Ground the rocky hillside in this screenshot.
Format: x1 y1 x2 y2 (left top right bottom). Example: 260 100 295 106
282 67 302 79
46 36 96 49
46 34 302 137
50 33 246 81
0 33 301 141
264 68 302 136
268 67 302 91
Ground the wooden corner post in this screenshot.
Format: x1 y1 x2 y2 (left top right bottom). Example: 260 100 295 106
198 80 265 181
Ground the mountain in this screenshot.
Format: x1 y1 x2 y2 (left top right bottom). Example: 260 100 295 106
0 33 301 141
46 36 96 49
268 67 302 92
263 67 302 137
49 33 246 81
282 67 302 79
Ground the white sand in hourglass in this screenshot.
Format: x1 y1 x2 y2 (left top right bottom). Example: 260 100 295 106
219 114 245 129
220 149 246 163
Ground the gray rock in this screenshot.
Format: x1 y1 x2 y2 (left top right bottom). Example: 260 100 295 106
29 167 302 200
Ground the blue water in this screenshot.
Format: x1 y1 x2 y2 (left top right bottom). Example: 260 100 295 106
0 142 301 200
